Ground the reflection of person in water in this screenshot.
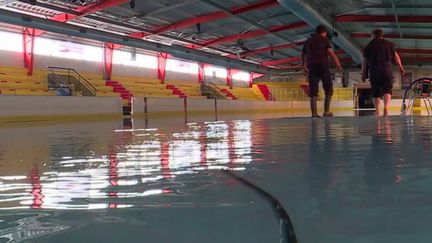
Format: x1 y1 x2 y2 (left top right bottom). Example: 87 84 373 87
364 118 401 193
307 119 336 209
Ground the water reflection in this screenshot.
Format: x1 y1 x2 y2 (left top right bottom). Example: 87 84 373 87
364 118 400 193
0 120 253 211
3 117 432 242
0 213 70 242
307 119 336 209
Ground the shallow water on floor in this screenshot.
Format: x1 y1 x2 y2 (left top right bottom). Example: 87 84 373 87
0 115 432 242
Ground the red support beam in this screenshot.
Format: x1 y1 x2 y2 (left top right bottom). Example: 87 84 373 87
49 13 77 22
352 33 432 40
104 43 115 80
262 50 347 66
336 15 432 23
228 69 243 88
128 0 278 39
226 40 305 58
198 62 205 84
397 48 432 54
158 53 168 84
227 68 233 88
262 57 300 66
35 0 129 37
23 28 36 76
402 56 432 61
202 21 307 47
22 0 127 75
276 64 302 69
250 72 264 87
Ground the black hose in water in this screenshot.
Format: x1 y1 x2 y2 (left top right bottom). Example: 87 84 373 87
222 170 298 243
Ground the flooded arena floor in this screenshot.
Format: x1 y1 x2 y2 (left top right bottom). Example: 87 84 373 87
0 113 431 243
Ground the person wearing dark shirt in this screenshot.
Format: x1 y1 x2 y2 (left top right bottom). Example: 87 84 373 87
362 29 405 117
301 25 343 118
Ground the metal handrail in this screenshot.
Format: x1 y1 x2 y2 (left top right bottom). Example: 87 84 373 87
207 82 227 98
205 82 228 99
269 87 353 102
47 66 97 95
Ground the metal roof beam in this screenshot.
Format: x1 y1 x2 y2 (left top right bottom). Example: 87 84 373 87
262 57 300 66
19 0 128 36
130 0 278 38
30 0 283 62
199 0 305 54
390 0 403 38
202 21 307 47
0 8 284 74
397 48 432 54
21 1 241 57
262 49 346 66
351 33 432 40
226 40 305 58
142 0 198 17
75 0 129 16
403 56 432 61
336 15 432 23
277 0 362 64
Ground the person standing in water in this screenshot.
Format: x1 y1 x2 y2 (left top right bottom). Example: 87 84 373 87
301 25 343 118
362 29 405 117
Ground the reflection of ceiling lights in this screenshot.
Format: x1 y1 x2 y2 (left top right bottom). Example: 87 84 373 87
63 0 101 6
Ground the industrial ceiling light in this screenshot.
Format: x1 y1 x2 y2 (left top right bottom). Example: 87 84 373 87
129 0 135 8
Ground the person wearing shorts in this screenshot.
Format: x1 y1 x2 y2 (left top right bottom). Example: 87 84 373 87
301 25 343 118
362 29 405 117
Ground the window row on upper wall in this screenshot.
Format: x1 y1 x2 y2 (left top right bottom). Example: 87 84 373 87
0 30 251 81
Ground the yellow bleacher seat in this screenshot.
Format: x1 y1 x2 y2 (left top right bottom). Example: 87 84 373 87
0 89 56 96
0 66 28 75
95 91 121 97
0 67 54 96
0 81 48 90
111 76 160 84
164 80 204 98
132 93 178 98
0 74 47 83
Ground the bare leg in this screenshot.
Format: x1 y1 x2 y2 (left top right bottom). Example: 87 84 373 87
383 93 391 117
310 96 321 118
373 98 381 117
323 95 333 117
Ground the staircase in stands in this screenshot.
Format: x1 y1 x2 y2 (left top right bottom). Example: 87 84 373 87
166 84 186 98
106 80 133 104
221 88 237 100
